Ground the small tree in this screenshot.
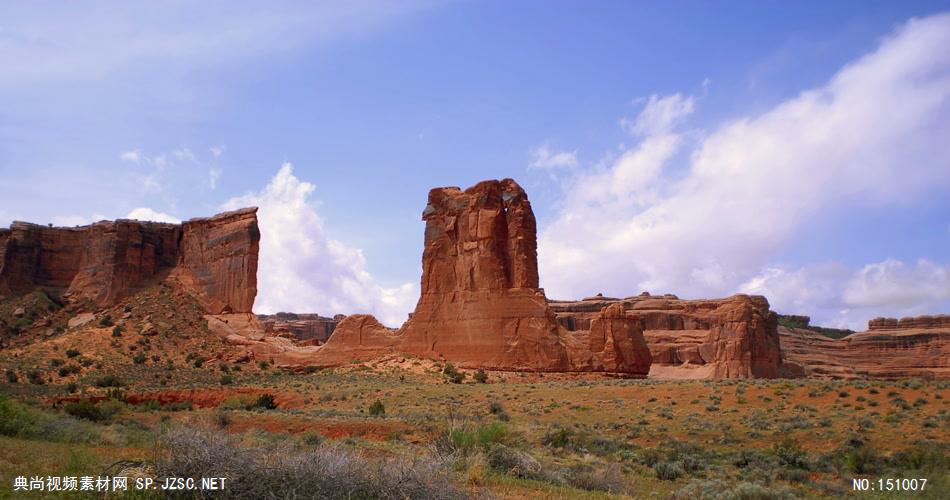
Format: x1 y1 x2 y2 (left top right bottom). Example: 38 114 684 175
474 369 488 383
368 399 385 416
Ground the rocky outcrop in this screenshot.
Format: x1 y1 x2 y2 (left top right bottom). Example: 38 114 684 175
258 313 341 343
781 315 950 379
0 208 259 314
173 209 260 314
550 293 782 378
868 315 950 331
262 179 652 374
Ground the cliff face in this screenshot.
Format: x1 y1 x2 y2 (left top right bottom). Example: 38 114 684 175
0 208 259 314
174 209 260 313
302 179 652 374
781 315 950 379
550 293 782 379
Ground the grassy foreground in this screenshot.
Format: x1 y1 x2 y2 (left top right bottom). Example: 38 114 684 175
0 358 947 499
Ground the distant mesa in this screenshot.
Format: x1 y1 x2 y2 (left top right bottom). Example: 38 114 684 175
0 208 259 314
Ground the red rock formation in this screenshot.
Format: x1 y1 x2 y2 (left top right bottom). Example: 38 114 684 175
550 293 782 378
258 313 340 343
781 315 950 379
0 208 259 314
174 208 260 313
276 179 652 374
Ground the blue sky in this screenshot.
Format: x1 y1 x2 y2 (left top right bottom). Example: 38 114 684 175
1 1 948 328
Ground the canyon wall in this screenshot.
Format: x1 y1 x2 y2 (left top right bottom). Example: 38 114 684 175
0 208 259 314
549 293 783 378
781 314 949 379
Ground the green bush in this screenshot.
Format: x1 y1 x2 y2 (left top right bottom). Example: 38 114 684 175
28 370 45 385
448 422 507 452
132 353 147 364
253 394 277 410
65 349 81 358
93 374 123 387
57 365 81 377
111 326 123 337
50 358 65 367
5 369 17 383
368 399 385 416
219 375 234 386
64 400 105 422
655 461 684 480
99 315 114 327
474 369 488 383
442 363 465 384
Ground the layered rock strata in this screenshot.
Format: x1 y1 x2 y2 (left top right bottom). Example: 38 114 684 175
258 313 342 344
0 208 259 314
549 293 782 378
781 315 950 379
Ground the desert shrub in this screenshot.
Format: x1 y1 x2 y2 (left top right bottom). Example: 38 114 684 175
889 441 948 471
5 369 17 383
65 349 81 358
442 363 465 384
671 479 799 500
486 444 542 479
369 399 385 416
64 400 105 422
98 315 114 327
50 358 65 367
193 356 206 368
216 412 231 429
111 326 123 337
132 353 147 364
0 396 99 443
436 422 508 456
155 426 463 499
774 437 810 470
253 393 278 410
58 364 81 377
655 460 684 480
566 462 626 493
474 369 488 383
28 370 45 385
93 374 123 387
541 427 576 449
219 375 234 386
164 401 194 412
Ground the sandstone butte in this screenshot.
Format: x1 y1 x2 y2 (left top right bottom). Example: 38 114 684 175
215 179 784 378
780 314 950 380
0 208 259 315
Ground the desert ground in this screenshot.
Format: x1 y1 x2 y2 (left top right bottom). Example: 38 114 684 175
1 288 947 498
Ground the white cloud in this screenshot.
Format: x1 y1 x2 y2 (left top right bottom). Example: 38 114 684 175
621 93 695 136
119 149 142 163
538 13 950 330
172 148 196 162
741 259 950 330
125 207 180 224
529 143 579 169
209 167 223 190
842 259 950 308
222 163 417 326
